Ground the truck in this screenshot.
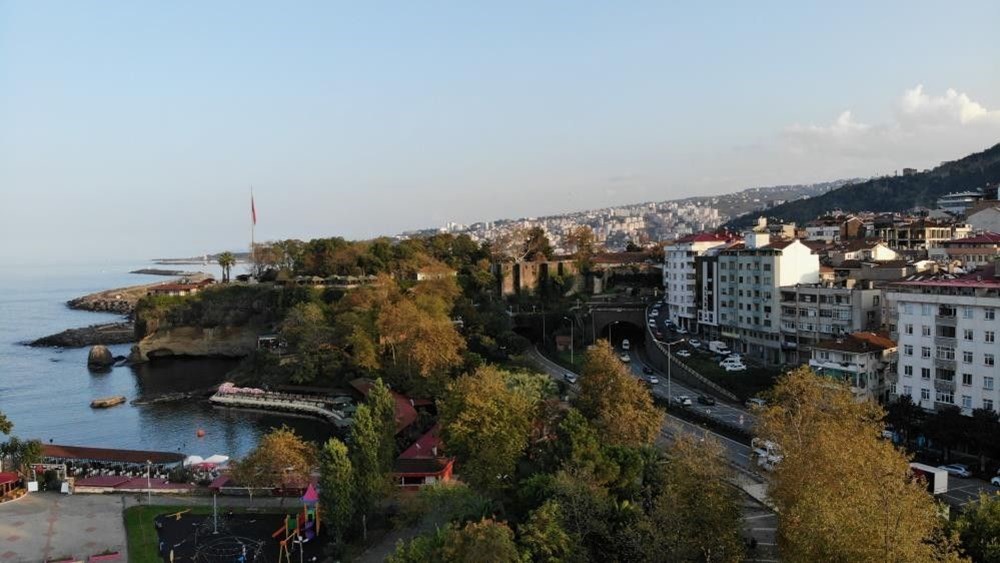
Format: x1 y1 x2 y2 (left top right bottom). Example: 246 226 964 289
909 462 948 495
708 340 731 356
751 438 783 471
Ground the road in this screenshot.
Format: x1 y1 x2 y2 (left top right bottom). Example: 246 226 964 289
527 347 780 561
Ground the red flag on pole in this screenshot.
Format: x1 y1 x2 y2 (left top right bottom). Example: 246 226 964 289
251 194 257 225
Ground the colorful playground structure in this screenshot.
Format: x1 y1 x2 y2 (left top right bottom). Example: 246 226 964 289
272 484 321 563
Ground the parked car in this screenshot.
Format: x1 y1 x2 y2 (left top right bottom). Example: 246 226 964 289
721 362 747 372
622 339 630 351
674 395 693 407
564 372 578 385
619 352 631 363
642 365 654 374
991 476 1000 487
939 464 972 478
648 319 657 327
675 349 692 358
745 397 766 409
697 395 716 406
688 338 702 348
646 375 659 385
650 309 660 317
708 341 731 356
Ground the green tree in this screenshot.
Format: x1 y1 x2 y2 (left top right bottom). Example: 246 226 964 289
968 408 1000 473
578 342 663 447
0 412 11 435
0 437 43 477
522 227 554 261
350 404 390 540
439 366 536 494
520 500 573 563
319 438 355 550
442 518 522 563
368 378 399 471
757 367 964 563
217 251 236 282
927 405 969 463
886 394 922 444
387 526 450 563
650 433 744 562
955 492 1000 563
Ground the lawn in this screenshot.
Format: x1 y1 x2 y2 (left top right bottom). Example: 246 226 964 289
676 351 781 401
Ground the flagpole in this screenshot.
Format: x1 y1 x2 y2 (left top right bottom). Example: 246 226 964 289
250 185 255 278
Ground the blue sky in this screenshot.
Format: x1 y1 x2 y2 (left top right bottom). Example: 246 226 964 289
2 1 999 262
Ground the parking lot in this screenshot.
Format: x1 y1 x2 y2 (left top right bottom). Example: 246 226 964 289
0 492 127 563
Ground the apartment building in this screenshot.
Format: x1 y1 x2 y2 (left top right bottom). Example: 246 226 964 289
663 233 734 332
809 332 897 401
886 263 1000 415
876 218 971 251
718 231 820 363
942 232 1000 268
779 280 883 364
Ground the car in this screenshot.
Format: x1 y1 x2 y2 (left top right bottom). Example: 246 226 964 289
745 397 766 409
675 349 691 358
642 365 654 375
674 395 693 407
675 327 688 334
688 338 702 348
991 476 1000 487
650 309 660 317
648 319 657 327
697 395 716 406
646 374 659 385
564 372 578 385
722 362 747 372
622 339 630 351
939 464 972 478
619 353 631 363
725 353 743 362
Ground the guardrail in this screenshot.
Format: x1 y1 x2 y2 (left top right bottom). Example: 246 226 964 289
647 335 740 402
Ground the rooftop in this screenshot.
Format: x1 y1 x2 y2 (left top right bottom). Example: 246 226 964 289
349 378 419 434
945 232 1000 246
42 444 185 465
814 332 896 354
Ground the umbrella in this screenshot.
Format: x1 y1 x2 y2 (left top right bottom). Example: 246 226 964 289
204 454 230 465
182 455 204 467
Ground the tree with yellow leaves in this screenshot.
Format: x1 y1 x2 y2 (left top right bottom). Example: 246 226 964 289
577 341 663 447
756 367 966 563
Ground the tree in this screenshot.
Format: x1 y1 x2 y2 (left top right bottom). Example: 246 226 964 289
0 437 43 476
217 251 236 282
439 366 537 494
387 526 450 563
522 227 554 261
577 342 663 447
350 404 390 540
0 412 11 435
969 408 1000 473
886 394 922 445
927 405 969 463
368 378 398 471
955 492 1000 563
319 438 355 550
756 367 964 562
442 518 522 563
650 433 744 562
519 500 573 563
230 426 317 504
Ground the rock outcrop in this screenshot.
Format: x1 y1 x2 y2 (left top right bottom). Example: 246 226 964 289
68 273 212 315
29 322 135 348
128 325 259 363
87 345 114 369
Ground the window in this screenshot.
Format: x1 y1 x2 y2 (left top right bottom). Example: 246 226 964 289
963 306 974 319
904 365 913 377
963 351 974 364
921 367 931 380
922 325 931 337
904 345 913 356
921 388 931 401
903 385 913 397
962 395 972 409
986 376 995 391
987 354 996 367
985 399 995 412
922 304 932 316
986 308 996 321
986 331 996 343
962 373 973 386
937 346 955 360
905 324 914 335
903 303 914 315
936 390 954 404
964 329 974 341
921 347 931 359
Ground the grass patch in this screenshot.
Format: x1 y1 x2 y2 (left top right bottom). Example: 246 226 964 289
124 504 285 563
676 351 780 401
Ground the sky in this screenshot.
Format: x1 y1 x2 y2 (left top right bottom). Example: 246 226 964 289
2 1 999 263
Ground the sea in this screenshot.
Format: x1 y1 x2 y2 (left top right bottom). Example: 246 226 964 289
0 262 329 460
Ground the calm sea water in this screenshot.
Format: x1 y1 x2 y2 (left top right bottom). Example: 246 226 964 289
0 262 329 459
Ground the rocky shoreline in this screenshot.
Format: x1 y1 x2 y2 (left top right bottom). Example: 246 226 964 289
67 273 211 315
130 387 218 406
130 268 200 276
29 322 136 348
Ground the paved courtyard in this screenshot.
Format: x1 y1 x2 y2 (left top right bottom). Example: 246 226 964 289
0 493 127 563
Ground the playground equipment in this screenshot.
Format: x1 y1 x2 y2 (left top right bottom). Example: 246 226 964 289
272 484 321 563
193 535 264 563
166 509 191 521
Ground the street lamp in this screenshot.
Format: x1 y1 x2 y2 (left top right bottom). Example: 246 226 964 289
146 460 152 506
562 316 575 365
663 339 685 402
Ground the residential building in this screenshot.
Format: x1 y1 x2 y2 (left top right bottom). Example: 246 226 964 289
942 232 1000 268
663 233 734 332
886 263 1000 415
877 219 971 251
718 229 820 363
967 205 1000 233
393 424 455 490
694 241 742 339
937 191 985 216
809 332 897 401
779 280 883 364
826 240 901 266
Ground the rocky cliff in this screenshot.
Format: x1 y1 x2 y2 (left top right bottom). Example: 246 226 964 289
29 322 135 348
129 325 259 362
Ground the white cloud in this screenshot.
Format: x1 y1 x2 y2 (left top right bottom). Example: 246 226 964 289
899 85 1000 126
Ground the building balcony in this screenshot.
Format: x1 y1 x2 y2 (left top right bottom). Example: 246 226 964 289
934 357 956 371
935 315 957 327
934 335 956 347
933 379 956 392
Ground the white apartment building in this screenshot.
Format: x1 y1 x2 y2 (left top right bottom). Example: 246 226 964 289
718 231 820 363
809 332 897 401
779 280 883 364
887 264 1000 415
663 233 733 332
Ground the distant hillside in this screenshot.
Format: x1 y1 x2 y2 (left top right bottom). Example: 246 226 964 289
724 142 1000 229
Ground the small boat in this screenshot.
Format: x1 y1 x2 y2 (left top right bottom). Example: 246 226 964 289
90 395 127 409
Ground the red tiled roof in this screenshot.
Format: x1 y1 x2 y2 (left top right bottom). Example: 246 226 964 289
393 458 454 476
399 424 444 459
814 332 896 354
0 472 18 486
946 232 1000 245
43 444 185 465
896 263 1000 288
349 378 419 434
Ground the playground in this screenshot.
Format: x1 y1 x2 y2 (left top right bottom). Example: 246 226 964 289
151 486 325 563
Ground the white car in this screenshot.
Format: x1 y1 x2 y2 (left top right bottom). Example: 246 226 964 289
622 339 630 351
648 319 657 327
564 372 578 385
675 349 692 358
619 353 631 363
650 309 660 317
939 464 972 478
674 395 693 407
722 362 747 372
991 476 1000 487
688 339 702 348
646 374 659 385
